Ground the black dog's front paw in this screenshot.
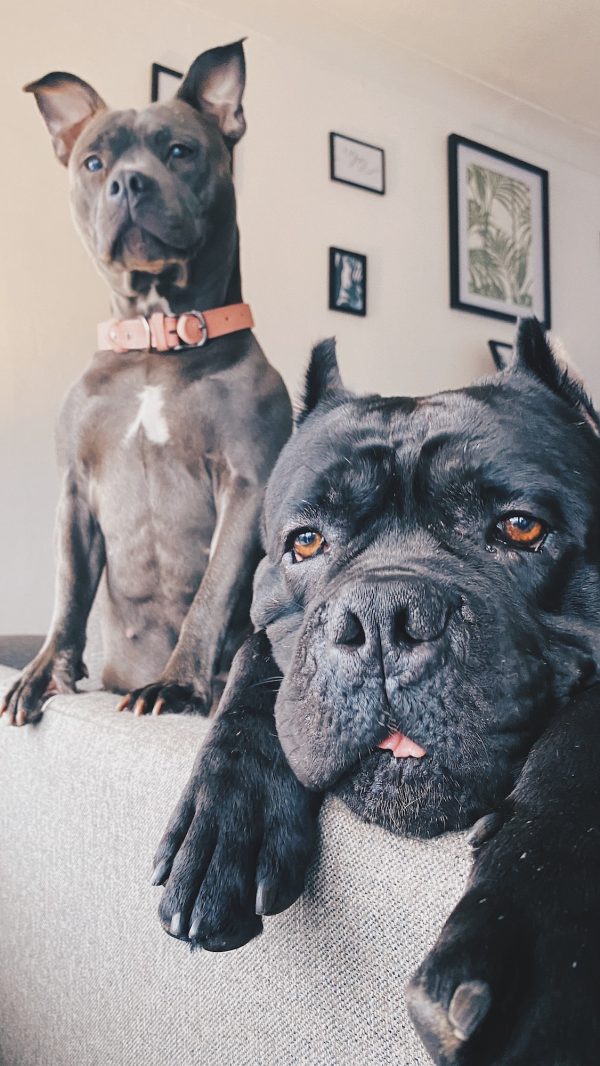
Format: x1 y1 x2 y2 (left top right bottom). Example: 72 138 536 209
406 889 521 1065
117 678 211 717
151 632 319 951
152 741 316 951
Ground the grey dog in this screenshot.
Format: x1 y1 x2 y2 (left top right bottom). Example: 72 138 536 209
1 40 291 725
152 320 600 1063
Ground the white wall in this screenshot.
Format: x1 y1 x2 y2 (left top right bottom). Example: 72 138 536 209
2 0 600 632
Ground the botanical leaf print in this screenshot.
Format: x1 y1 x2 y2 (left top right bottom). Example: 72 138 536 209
467 163 533 308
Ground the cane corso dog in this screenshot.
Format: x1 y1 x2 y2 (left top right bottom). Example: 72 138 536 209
151 319 600 1064
1 41 291 726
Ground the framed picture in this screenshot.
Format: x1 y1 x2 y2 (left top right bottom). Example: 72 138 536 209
488 339 514 370
448 134 551 327
329 247 367 317
330 133 385 195
151 63 183 103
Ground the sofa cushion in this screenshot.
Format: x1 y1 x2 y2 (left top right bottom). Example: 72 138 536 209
0 666 471 1066
0 635 44 670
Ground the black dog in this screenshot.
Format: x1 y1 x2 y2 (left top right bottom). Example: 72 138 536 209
151 319 600 1062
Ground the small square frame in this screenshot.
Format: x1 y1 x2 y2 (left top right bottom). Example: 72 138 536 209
329 247 367 317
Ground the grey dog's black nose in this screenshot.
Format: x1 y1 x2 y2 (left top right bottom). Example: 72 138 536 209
108 169 150 203
329 579 451 652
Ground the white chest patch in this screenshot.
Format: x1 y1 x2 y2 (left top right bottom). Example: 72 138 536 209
125 385 170 445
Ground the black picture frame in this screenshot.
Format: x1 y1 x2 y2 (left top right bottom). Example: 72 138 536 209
329 247 367 317
151 63 183 103
329 133 385 195
488 339 514 370
448 134 551 328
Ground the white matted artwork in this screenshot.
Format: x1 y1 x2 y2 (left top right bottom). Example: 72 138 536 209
330 133 385 195
448 134 551 327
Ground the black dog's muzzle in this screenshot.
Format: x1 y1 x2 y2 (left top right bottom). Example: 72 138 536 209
275 574 459 790
325 575 454 687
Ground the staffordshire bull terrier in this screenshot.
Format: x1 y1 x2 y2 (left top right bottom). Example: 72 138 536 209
1 40 291 725
150 319 600 1063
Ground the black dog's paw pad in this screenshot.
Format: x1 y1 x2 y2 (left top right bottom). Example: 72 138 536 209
448 980 492 1041
188 906 263 951
197 917 263 953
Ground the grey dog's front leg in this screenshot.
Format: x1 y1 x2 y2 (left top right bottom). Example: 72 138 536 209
119 477 263 716
1 471 105 724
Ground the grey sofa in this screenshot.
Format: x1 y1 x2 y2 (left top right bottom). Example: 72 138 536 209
0 650 471 1066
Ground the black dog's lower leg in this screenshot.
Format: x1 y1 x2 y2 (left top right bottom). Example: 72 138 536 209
153 631 321 950
407 684 600 1065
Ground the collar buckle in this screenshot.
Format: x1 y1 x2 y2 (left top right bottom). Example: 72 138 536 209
175 311 208 350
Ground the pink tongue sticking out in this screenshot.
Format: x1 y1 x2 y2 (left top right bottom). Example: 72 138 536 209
378 731 426 759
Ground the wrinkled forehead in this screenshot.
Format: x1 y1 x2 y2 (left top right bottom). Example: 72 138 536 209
265 383 587 537
74 100 216 157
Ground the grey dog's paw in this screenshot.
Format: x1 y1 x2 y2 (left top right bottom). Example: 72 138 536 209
0 653 81 726
116 679 212 717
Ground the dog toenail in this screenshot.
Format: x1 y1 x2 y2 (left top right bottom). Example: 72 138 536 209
448 980 492 1041
169 912 184 936
150 861 169 886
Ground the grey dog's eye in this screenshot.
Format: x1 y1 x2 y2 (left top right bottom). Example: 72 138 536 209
168 143 193 160
291 530 326 563
84 155 103 172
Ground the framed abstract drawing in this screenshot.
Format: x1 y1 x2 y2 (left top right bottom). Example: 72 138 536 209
448 134 550 327
330 133 385 195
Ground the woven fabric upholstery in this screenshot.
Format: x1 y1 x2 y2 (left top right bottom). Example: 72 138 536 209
0 664 471 1066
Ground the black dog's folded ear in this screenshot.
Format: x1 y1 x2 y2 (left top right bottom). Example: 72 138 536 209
511 317 599 434
296 338 351 426
24 73 107 166
177 40 246 146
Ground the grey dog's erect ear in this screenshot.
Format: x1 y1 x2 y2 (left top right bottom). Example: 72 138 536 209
24 73 107 166
177 40 246 146
511 317 600 434
296 338 349 426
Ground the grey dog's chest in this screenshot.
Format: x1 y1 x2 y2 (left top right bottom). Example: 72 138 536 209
74 356 221 542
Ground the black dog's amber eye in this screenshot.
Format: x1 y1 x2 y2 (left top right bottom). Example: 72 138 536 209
84 155 103 172
292 530 326 562
495 514 546 549
168 143 193 160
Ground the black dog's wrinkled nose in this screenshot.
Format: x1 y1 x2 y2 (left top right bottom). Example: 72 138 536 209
329 579 452 653
108 169 151 203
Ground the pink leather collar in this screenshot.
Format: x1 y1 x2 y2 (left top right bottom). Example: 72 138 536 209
97 302 254 353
